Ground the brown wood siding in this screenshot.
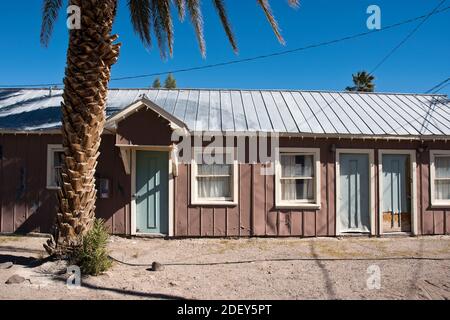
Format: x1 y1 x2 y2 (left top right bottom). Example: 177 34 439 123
0 133 131 235
116 108 173 146
95 134 131 235
0 134 61 233
1 130 450 237
173 138 450 237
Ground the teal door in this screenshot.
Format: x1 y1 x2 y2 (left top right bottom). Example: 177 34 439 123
136 151 168 234
339 154 370 233
382 154 411 232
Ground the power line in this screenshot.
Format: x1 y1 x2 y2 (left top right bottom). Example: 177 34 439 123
434 82 450 93
425 77 450 94
369 0 447 75
1 5 449 88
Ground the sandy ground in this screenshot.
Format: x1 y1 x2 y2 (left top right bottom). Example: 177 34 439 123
0 235 449 300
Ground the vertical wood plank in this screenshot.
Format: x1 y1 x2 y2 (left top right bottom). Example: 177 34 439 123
291 211 303 236
278 210 291 236
175 164 188 236
201 207 214 236
96 135 114 233
266 174 277 236
421 150 434 234
445 210 450 234
214 208 226 236
304 211 316 237
239 164 251 236
253 164 266 235
188 208 201 236
21 136 40 233
113 138 126 235
2 135 16 232
226 206 240 236
434 211 445 235
14 136 28 231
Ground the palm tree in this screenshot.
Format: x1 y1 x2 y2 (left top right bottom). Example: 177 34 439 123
164 73 177 89
41 0 299 255
152 78 162 88
345 71 375 92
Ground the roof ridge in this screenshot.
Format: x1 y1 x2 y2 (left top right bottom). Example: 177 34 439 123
0 87 447 97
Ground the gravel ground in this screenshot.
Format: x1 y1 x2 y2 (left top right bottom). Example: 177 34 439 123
0 235 449 300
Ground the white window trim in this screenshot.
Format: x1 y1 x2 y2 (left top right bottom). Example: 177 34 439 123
275 147 321 209
191 147 238 206
46 144 64 190
335 149 376 235
430 150 450 208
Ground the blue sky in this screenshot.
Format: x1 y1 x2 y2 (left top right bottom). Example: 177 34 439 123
0 0 448 95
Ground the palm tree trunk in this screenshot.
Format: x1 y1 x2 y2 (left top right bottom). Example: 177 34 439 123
45 0 121 256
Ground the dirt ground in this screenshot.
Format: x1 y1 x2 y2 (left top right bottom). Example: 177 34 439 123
0 235 449 300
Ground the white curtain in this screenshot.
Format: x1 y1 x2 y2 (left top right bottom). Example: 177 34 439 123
435 156 450 200
197 163 231 198
280 155 314 201
281 179 313 201
198 177 231 198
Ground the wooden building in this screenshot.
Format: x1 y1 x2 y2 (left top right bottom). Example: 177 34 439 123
0 88 449 237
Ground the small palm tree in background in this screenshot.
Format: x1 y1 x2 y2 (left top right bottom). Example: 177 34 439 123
164 73 177 89
41 0 299 256
152 78 161 88
345 71 375 92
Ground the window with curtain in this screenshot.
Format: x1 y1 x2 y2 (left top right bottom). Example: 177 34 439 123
197 163 232 199
280 154 314 201
192 149 237 204
434 155 450 202
275 148 320 208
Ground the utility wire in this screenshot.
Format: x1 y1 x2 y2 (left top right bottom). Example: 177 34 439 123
0 6 449 88
425 77 450 94
369 0 447 75
434 82 450 94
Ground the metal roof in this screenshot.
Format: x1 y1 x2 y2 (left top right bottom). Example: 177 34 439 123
0 88 449 136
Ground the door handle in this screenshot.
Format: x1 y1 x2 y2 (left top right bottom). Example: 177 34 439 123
132 193 138 199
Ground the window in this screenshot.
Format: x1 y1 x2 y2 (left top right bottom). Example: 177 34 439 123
47 144 64 189
191 148 238 205
275 148 321 208
430 150 450 207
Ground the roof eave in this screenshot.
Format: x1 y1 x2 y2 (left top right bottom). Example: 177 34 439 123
105 98 189 133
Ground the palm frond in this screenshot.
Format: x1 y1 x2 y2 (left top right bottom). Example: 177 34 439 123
256 0 285 45
212 0 237 53
40 0 63 47
288 0 300 8
186 0 206 57
151 0 169 58
173 0 186 21
128 0 153 48
156 0 174 56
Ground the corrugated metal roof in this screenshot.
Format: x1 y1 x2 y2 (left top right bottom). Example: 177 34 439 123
0 88 448 136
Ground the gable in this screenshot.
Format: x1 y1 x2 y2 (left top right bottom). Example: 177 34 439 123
115 103 175 147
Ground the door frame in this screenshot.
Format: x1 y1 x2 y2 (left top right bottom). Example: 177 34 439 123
130 146 174 236
336 149 376 235
378 149 418 235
